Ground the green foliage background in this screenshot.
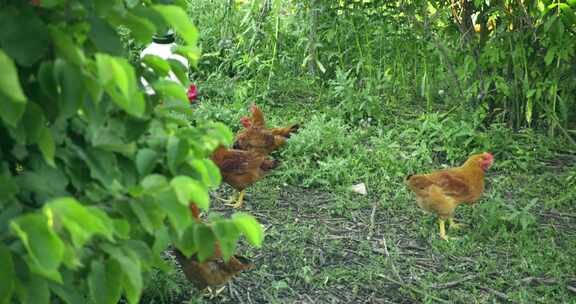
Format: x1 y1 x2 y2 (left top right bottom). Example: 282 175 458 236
190 0 575 141
0 1 262 303
1 0 575 303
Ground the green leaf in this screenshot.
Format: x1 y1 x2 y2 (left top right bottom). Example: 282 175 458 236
193 223 215 262
156 189 190 234
544 46 556 66
106 248 143 304
172 45 202 65
37 127 56 167
129 197 165 235
84 148 120 187
95 53 126 92
91 127 136 157
16 157 69 202
189 159 221 189
48 277 84 304
88 259 122 304
0 96 26 128
83 73 104 104
53 59 85 118
14 272 49 304
95 53 145 117
125 0 140 8
0 49 27 104
0 173 19 201
174 224 197 257
166 135 189 173
44 197 115 247
21 103 45 144
153 80 189 103
59 244 81 270
88 17 124 56
152 5 199 47
37 61 59 103
121 13 156 44
167 59 190 86
0 244 15 304
123 240 153 271
113 219 131 239
151 226 171 270
135 149 158 176
49 26 85 66
152 226 171 257
207 122 234 146
86 207 118 235
213 220 240 262
10 213 65 282
0 9 51 66
232 213 264 247
39 0 64 8
170 176 209 210
141 55 171 77
141 174 169 193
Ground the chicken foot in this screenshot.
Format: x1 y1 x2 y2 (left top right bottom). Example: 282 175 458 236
202 286 226 299
448 217 466 230
438 218 466 240
221 190 245 209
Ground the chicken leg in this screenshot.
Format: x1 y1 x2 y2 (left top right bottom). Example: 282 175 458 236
448 217 466 230
222 190 245 209
438 219 448 240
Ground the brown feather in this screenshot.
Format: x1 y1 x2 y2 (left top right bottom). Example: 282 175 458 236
406 153 492 219
210 145 272 192
232 105 299 155
173 202 255 289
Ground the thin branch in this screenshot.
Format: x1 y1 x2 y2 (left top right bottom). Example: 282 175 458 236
377 274 451 304
431 274 480 289
367 200 378 240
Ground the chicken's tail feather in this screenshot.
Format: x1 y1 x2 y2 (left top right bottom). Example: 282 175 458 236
261 159 279 171
250 104 266 128
229 255 255 271
271 124 300 138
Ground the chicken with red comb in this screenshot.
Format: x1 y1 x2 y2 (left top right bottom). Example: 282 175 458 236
405 152 494 240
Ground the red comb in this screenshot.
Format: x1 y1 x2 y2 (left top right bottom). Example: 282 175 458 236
240 116 251 128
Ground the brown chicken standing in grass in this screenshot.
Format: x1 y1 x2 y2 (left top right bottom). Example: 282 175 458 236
233 104 300 156
405 152 494 240
173 203 254 292
210 145 278 208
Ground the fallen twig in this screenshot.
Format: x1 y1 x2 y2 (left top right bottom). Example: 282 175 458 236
548 211 576 219
377 274 451 304
519 276 556 285
479 286 516 303
228 282 243 304
431 274 480 289
367 200 378 240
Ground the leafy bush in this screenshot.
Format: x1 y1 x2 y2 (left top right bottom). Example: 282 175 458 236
0 1 263 303
279 114 363 188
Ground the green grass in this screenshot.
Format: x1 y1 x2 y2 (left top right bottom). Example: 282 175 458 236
142 76 576 303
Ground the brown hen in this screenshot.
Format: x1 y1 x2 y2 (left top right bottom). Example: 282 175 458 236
210 145 277 208
405 152 494 240
173 204 254 290
233 104 299 156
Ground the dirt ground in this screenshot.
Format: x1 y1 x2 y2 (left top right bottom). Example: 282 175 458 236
159 169 576 304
